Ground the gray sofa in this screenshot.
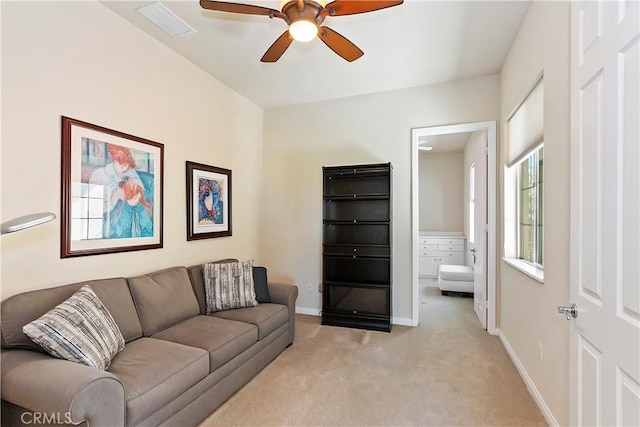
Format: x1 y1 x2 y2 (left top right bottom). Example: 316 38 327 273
0 262 298 426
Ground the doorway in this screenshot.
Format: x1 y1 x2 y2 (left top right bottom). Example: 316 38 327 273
411 121 497 334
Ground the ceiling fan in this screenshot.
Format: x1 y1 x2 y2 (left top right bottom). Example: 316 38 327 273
199 0 404 62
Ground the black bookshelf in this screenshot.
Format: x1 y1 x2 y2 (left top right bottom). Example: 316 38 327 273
321 163 392 332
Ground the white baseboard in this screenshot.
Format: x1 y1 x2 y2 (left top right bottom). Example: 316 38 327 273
392 316 414 326
294 308 413 328
497 328 558 427
295 306 321 316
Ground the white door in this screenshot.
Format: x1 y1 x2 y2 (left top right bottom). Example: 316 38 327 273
570 1 639 425
469 134 488 329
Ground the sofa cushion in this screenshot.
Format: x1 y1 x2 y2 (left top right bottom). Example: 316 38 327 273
203 260 258 313
211 304 288 341
187 259 238 315
107 337 208 426
1 278 142 351
22 285 125 370
152 315 257 372
128 267 200 336
252 266 271 303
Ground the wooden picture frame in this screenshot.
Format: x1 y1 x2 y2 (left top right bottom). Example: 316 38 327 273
186 161 232 240
61 116 164 258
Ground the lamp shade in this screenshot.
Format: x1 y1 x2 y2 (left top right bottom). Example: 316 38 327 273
1 212 56 234
289 19 318 42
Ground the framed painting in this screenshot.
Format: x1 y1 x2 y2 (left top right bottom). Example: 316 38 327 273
186 161 232 240
61 116 164 258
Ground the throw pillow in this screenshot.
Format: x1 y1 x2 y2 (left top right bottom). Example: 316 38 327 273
22 285 125 370
252 266 271 303
203 260 258 313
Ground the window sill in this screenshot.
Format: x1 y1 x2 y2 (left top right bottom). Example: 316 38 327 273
503 257 544 283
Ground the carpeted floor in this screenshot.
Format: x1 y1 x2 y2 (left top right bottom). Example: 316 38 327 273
199 284 547 426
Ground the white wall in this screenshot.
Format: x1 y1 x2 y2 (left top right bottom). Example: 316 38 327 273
499 1 571 425
418 151 464 232
263 75 500 320
0 2 264 299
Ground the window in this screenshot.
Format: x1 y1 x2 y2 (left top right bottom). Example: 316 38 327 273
504 76 544 281
518 146 543 266
469 163 475 243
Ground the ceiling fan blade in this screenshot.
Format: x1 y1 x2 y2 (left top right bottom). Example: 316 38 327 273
324 0 403 16
200 0 280 17
261 31 294 62
318 26 363 62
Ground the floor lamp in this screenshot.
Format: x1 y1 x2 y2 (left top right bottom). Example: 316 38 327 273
0 213 56 235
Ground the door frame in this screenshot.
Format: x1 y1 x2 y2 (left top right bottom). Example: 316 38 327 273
411 121 497 334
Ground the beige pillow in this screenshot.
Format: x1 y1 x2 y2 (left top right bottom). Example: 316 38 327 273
203 259 258 313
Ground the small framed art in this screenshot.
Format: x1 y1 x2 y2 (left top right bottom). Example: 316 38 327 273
186 161 232 240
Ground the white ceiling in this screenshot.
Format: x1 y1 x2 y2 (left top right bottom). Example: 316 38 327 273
419 132 474 152
102 0 530 108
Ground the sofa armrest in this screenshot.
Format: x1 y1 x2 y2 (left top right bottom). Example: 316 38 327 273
1 350 125 427
267 282 298 345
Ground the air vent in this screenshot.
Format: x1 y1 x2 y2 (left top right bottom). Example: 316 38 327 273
136 2 196 38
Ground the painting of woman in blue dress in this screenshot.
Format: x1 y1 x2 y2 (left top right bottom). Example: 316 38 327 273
88 143 154 239
198 179 224 225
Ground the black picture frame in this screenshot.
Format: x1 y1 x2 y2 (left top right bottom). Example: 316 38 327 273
186 161 232 240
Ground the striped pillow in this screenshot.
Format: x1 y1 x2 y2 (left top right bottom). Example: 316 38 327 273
22 285 125 370
203 260 258 313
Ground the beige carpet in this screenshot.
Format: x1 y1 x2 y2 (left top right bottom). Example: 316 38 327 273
200 286 547 426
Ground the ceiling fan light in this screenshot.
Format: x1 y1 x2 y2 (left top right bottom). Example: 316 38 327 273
289 20 318 42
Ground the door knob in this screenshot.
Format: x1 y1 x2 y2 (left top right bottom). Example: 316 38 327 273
557 303 578 320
